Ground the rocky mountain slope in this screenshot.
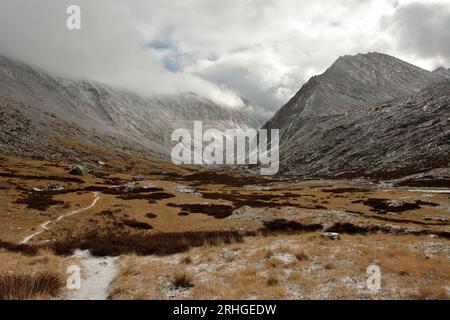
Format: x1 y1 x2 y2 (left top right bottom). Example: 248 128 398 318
0 55 264 158
434 67 450 79
264 52 444 143
263 52 450 178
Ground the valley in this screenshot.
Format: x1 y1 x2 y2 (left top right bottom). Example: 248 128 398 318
0 52 449 300
0 153 448 299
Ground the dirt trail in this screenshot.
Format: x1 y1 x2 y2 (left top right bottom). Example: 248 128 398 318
66 250 119 300
20 192 101 244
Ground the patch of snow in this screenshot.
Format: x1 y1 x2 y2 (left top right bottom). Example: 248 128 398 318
274 253 296 264
67 250 118 300
408 189 450 194
169 185 202 196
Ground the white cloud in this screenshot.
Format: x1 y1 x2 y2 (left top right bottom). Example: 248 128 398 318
0 0 447 113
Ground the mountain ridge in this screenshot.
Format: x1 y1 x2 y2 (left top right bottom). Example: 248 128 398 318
264 52 445 144
433 66 450 78
263 52 450 178
0 55 265 158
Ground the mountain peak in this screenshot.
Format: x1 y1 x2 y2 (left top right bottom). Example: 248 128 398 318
334 51 388 61
328 52 426 76
264 52 444 141
433 66 450 78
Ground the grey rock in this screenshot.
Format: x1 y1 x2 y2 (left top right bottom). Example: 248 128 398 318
123 182 139 193
385 200 404 207
132 175 149 181
68 165 88 176
423 216 448 222
32 184 64 192
321 232 342 240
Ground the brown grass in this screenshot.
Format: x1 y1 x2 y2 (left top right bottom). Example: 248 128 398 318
266 274 280 287
105 232 450 300
50 230 246 257
295 251 309 261
167 203 235 219
122 219 153 230
172 273 194 289
181 256 192 264
261 219 322 234
0 271 64 300
410 285 450 300
0 240 39 256
13 193 65 211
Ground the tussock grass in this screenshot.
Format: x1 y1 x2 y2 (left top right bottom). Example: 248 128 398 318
50 230 246 257
261 219 322 234
172 273 194 289
181 256 192 264
167 203 234 219
410 286 449 300
266 274 279 287
295 251 309 261
0 272 64 300
13 193 65 211
0 240 39 256
122 219 153 230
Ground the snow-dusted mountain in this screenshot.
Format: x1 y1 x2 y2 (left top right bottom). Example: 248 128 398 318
264 52 444 144
263 52 450 178
0 55 264 157
433 67 450 79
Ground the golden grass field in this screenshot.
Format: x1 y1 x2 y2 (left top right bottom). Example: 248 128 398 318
0 153 449 300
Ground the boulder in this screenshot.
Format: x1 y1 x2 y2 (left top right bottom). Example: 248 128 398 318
321 232 342 240
424 216 448 222
385 200 404 207
68 165 88 176
32 184 64 192
123 182 139 193
132 174 149 181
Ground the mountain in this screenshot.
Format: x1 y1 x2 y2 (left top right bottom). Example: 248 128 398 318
433 67 450 78
264 52 450 178
264 52 444 144
0 55 265 160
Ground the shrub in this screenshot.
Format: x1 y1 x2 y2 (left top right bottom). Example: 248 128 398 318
295 252 309 261
122 219 153 230
13 194 64 211
172 273 194 289
266 275 279 287
0 240 39 256
261 219 322 234
50 230 245 257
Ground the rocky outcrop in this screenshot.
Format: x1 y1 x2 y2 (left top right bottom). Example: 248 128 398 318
69 165 88 176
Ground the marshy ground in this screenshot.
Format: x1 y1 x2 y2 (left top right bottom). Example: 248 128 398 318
0 154 449 299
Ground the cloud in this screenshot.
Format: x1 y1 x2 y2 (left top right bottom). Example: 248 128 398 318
381 1 450 68
0 0 447 113
0 0 246 108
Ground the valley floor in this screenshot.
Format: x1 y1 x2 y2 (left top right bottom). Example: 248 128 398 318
0 154 449 300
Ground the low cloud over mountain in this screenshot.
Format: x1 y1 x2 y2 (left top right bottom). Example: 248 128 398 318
1 0 448 113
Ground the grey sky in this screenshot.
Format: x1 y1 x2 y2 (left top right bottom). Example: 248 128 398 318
0 0 448 115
